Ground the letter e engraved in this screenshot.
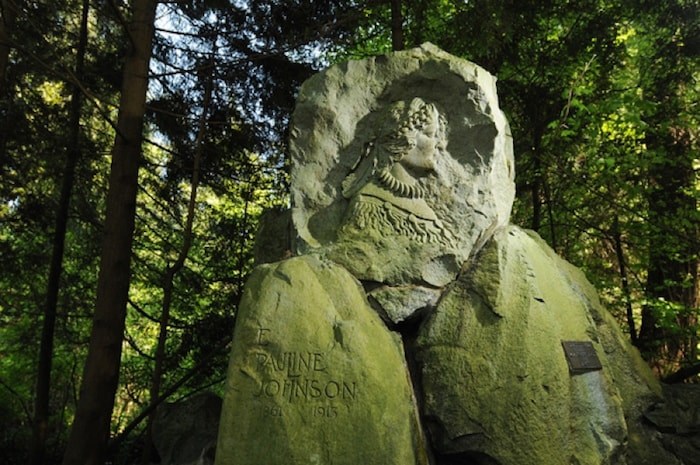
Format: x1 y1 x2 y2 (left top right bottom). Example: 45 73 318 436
312 353 326 372
256 328 271 346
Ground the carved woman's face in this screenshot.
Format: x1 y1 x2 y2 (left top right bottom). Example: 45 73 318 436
400 117 442 171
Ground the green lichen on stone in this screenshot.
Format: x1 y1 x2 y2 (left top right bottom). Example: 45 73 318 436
215 43 676 465
215 255 428 465
290 43 515 286
416 226 634 465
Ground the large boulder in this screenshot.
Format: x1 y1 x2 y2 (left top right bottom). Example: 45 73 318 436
415 226 668 465
216 44 678 465
642 384 700 465
289 43 515 288
152 392 222 465
215 255 428 465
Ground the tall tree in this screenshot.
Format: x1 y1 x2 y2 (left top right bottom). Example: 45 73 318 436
636 0 699 368
141 51 214 463
390 0 403 51
0 0 121 460
30 2 90 462
61 1 158 464
0 0 20 94
0 0 21 170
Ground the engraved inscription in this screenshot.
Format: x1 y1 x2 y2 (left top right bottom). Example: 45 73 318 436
311 404 338 418
255 350 326 374
561 340 603 375
251 327 358 419
253 377 357 402
262 405 283 417
256 328 271 346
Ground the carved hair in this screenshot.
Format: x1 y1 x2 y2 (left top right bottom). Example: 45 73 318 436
342 98 445 199
381 98 442 161
342 196 453 246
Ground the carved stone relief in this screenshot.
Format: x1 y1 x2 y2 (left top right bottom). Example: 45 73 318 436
217 44 675 465
339 98 454 248
289 43 516 286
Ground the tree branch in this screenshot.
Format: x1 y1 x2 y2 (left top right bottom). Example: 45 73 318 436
662 362 700 384
0 376 32 424
107 334 231 453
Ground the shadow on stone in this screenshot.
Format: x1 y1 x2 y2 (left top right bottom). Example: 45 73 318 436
152 392 222 465
642 383 700 465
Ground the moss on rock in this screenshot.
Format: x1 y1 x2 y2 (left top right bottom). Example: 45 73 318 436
215 255 428 465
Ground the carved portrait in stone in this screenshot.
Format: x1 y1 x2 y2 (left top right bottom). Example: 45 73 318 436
289 43 516 286
338 98 454 247
218 45 675 465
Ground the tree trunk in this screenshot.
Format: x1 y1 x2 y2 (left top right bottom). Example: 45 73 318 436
61 1 158 465
410 0 426 47
0 0 20 95
141 57 213 464
543 174 556 251
0 0 21 171
639 128 698 364
526 93 551 236
636 0 699 372
612 216 637 345
530 131 543 234
390 0 403 51
30 2 90 463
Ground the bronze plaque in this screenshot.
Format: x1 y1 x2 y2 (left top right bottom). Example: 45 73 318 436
561 341 602 375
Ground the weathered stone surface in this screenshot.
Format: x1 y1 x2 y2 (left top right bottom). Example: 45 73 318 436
252 207 293 265
642 384 700 465
290 43 515 286
215 255 428 465
153 392 222 465
415 225 665 465
368 284 442 325
217 43 682 465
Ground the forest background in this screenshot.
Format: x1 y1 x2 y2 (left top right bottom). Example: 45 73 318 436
0 0 698 464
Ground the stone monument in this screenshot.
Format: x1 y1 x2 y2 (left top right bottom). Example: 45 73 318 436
215 44 680 465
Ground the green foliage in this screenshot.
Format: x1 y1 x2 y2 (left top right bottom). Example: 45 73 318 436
0 0 698 462
0 0 114 460
2 0 366 460
339 0 699 375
